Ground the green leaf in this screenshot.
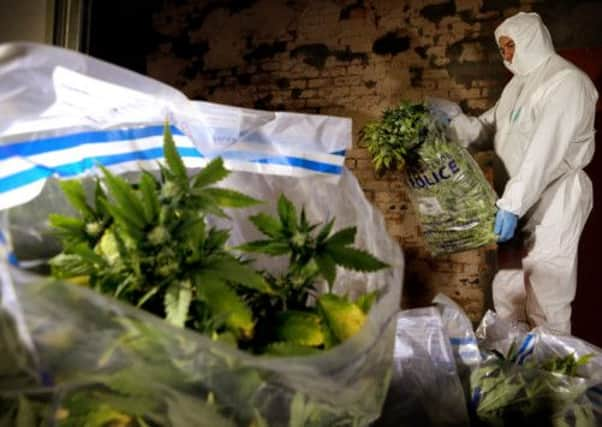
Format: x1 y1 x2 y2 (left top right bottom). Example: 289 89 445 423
99 166 147 229
249 213 282 238
326 246 389 272
163 123 188 183
192 157 229 188
236 240 290 256
355 291 378 313
49 253 95 277
136 285 161 308
165 389 237 427
103 204 145 240
205 257 272 294
325 226 356 248
277 194 297 233
195 274 255 340
164 280 192 328
314 252 336 288
203 187 261 208
49 213 86 232
205 228 231 251
71 243 107 267
275 311 325 347
139 172 159 223
59 179 94 217
264 342 321 357
49 214 87 244
317 293 366 342
316 218 335 244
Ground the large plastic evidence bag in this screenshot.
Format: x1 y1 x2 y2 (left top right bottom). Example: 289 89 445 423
0 43 403 426
470 311 602 426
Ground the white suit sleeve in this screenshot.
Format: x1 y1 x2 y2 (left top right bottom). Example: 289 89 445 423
448 105 496 149
496 74 591 217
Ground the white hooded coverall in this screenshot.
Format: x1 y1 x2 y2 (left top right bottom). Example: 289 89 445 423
450 12 598 334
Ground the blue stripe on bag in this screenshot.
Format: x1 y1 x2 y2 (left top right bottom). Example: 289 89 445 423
450 337 478 345
0 230 18 265
517 334 535 365
253 155 342 174
0 125 183 159
0 147 202 193
0 125 346 196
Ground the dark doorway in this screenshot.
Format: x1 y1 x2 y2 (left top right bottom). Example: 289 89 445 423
561 47 602 347
84 0 161 75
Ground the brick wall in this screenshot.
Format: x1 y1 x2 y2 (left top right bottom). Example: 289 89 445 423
146 0 602 323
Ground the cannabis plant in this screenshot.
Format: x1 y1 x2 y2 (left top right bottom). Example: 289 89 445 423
359 101 497 256
359 101 433 173
49 124 270 340
236 195 388 353
471 342 596 426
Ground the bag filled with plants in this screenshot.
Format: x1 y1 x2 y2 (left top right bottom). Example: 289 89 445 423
360 101 497 256
0 43 403 427
469 311 602 426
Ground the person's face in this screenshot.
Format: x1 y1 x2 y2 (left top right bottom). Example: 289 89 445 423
498 36 515 63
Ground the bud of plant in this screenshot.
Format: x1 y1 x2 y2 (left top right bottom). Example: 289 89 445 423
291 231 308 249
161 181 179 200
148 225 170 246
85 221 104 238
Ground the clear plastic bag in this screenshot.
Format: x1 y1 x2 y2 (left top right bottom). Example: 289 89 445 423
470 311 602 426
404 127 498 256
0 43 403 426
373 307 470 427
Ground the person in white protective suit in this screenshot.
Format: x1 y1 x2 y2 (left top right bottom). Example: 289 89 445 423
431 12 598 335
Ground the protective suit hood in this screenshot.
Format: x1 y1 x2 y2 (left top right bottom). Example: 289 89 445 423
494 12 555 76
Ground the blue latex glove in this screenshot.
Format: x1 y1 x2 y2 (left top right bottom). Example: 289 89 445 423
494 209 518 242
425 97 462 126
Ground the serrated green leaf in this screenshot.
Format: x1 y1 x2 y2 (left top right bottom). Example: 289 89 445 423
101 200 145 239
195 273 255 340
188 189 230 218
326 246 389 272
99 166 147 229
192 157 229 188
49 214 87 244
204 257 272 294
277 194 297 233
205 227 231 251
164 280 192 328
314 252 336 288
249 213 282 238
203 187 261 208
59 179 94 218
163 123 188 183
236 240 290 256
139 172 159 223
325 226 356 248
316 218 335 244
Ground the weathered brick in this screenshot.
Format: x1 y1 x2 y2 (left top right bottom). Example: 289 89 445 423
146 0 525 321
307 78 332 88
